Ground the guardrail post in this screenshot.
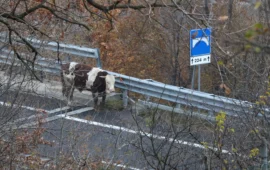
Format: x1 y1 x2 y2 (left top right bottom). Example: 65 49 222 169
96 49 102 68
65 56 71 62
260 138 268 170
123 89 128 108
39 71 44 82
176 103 181 109
208 110 214 117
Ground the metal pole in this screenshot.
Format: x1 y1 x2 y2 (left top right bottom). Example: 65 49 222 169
261 138 268 170
191 66 196 89
96 48 102 68
198 65 201 113
198 65 201 91
123 89 128 108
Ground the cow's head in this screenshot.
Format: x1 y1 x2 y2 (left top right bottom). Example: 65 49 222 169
100 75 116 93
62 63 77 83
62 70 76 85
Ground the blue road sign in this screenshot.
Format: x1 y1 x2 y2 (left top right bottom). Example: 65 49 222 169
190 28 211 66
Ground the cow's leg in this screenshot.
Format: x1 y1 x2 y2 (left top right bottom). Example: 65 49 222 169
92 92 98 108
62 71 74 105
67 85 75 105
65 86 71 104
101 92 106 107
69 86 75 100
62 85 67 100
63 85 70 99
61 72 67 98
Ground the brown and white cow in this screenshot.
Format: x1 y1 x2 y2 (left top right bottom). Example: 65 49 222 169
61 62 116 106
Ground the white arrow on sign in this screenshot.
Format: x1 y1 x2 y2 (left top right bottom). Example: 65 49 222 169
192 37 209 48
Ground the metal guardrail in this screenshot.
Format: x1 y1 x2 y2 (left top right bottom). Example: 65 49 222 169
137 99 216 121
106 71 258 117
0 48 61 75
0 37 266 119
0 33 102 68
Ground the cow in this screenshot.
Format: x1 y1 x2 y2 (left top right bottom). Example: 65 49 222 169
61 62 116 107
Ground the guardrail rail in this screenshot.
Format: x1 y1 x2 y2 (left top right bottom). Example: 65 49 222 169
0 33 102 68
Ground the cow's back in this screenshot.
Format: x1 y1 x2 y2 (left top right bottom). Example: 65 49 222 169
61 63 110 93
72 64 93 91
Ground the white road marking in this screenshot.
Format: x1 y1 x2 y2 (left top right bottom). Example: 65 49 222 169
7 106 70 125
0 101 48 112
16 107 93 129
48 106 70 114
101 160 141 170
60 115 230 154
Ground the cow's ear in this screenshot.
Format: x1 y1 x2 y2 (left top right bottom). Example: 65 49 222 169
100 76 106 79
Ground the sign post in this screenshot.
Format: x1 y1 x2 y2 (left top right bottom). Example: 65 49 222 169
190 28 211 90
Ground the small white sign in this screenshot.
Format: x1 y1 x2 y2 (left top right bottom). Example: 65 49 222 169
190 55 211 66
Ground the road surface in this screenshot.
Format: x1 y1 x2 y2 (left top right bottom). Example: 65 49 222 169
0 89 225 169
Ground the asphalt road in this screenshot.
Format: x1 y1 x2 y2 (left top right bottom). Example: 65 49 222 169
0 90 218 169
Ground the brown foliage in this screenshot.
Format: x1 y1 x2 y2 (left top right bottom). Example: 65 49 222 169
0 110 53 169
90 11 171 83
